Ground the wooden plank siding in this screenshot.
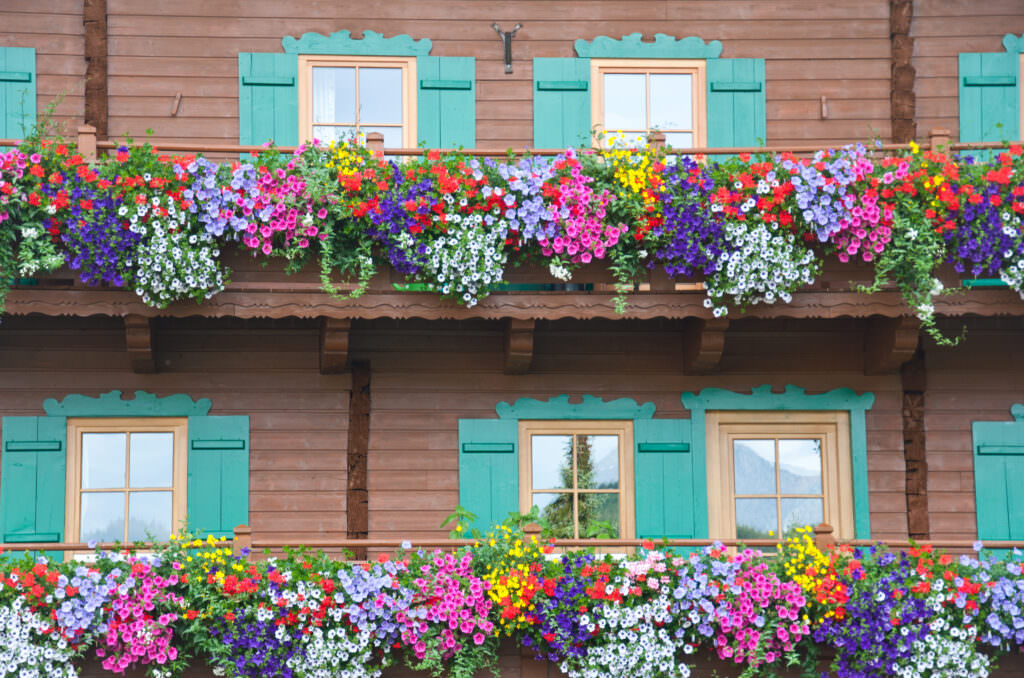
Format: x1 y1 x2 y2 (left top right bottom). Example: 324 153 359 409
92 0 894 148
923 317 1024 542
912 0 1024 141
351 316 909 542
0 0 85 134
0 314 911 544
0 315 351 546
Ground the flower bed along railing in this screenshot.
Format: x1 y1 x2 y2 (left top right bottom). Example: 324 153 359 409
1 519 1023 678
2 125 1023 344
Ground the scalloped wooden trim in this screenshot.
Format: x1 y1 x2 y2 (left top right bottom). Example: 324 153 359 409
682 384 875 539
1003 33 1024 53
495 395 656 420
574 33 723 59
282 30 432 56
682 384 875 412
42 390 212 417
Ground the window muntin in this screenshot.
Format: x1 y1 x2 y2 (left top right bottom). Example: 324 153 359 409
706 412 855 540
298 55 417 148
519 420 634 538
591 59 706 149
65 418 187 547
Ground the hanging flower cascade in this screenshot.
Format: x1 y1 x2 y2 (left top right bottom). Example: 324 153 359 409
2 133 1024 341
1 527 1023 678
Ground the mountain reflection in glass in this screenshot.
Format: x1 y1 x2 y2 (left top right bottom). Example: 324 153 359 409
733 438 825 539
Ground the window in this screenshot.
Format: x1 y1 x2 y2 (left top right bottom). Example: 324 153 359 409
705 412 855 540
64 418 188 545
590 59 706 149
518 420 634 538
297 55 417 147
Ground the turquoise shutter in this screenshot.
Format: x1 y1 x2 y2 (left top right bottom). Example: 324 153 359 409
0 416 67 558
238 52 299 147
706 58 766 154
417 56 475 148
634 419 695 539
972 416 1024 552
457 419 517 534
187 415 250 538
959 52 1019 154
533 57 591 149
0 47 36 139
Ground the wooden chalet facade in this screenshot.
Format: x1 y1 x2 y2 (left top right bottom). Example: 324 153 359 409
2 0 1024 675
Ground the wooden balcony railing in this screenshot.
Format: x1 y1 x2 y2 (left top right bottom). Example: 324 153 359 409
4 523 1021 558
2 126 1018 164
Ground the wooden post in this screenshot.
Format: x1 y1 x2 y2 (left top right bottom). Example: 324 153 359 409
813 523 836 551
232 524 252 558
647 130 666 150
365 131 385 156
928 127 951 152
83 0 109 138
77 125 98 163
347 361 371 561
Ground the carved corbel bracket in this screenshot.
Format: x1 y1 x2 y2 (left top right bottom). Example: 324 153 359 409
864 315 920 375
682 317 729 374
320 317 351 374
124 315 155 373
864 315 921 374
504 319 535 375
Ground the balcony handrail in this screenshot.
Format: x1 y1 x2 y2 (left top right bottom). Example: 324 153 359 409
3 524 1021 558
0 126 1019 163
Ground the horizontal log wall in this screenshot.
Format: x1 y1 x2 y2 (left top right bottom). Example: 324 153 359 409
7 313 1024 546
352 316 909 541
0 0 85 134
913 0 1024 141
924 317 1024 542
0 315 350 546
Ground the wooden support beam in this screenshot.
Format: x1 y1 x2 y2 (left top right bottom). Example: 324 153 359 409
346 361 371 560
319 317 351 374
901 350 930 540
682 317 728 374
124 315 155 373
83 0 108 138
864 315 920 375
890 0 915 143
504 318 535 374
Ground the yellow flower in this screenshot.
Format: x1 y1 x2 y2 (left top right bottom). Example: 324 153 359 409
909 140 920 154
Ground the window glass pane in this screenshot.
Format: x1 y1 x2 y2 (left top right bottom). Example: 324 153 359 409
664 132 693 149
735 497 777 539
532 435 573 489
650 73 692 129
128 492 173 541
81 433 126 489
603 73 646 130
359 68 403 124
360 125 403 148
81 492 124 542
579 493 619 537
313 67 355 124
781 498 823 537
129 433 173 488
312 125 357 144
733 439 776 494
577 435 618 489
779 439 823 494
532 492 573 538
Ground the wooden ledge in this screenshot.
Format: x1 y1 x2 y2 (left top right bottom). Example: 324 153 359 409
7 287 1024 322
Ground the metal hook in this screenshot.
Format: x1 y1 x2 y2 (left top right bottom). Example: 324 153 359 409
492 23 523 74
